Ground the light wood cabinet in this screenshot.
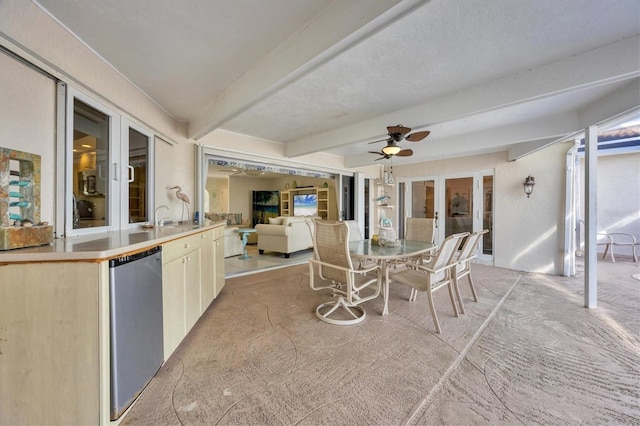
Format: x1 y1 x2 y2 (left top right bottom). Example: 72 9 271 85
201 225 225 310
161 256 186 358
0 261 106 425
162 232 203 358
214 227 225 297
280 186 333 220
201 230 215 311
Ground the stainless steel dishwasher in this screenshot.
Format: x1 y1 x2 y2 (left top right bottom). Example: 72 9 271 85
109 246 164 420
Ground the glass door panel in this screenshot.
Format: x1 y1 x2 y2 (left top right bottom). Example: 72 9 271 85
72 99 110 229
444 177 473 238
411 180 435 218
482 175 493 255
127 127 149 224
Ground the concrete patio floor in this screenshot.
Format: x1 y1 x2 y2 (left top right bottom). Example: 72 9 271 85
122 256 639 425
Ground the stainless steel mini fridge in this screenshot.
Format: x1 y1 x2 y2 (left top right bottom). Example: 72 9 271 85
109 246 164 420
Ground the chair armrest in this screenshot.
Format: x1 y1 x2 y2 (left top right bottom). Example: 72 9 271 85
405 261 456 275
597 233 613 243
608 233 637 245
255 224 289 236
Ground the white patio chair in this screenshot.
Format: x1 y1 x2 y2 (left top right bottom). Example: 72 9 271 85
395 217 436 272
453 230 489 312
598 231 638 262
391 232 468 333
308 220 382 325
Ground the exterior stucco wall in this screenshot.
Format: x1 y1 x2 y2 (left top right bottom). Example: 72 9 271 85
494 142 571 274
392 147 571 274
579 152 640 258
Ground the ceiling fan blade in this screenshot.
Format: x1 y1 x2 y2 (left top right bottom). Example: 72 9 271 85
387 125 411 135
374 156 386 161
406 131 430 142
396 149 413 157
368 151 384 155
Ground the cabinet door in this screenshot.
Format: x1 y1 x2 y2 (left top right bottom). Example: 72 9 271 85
200 232 215 313
184 247 202 331
162 257 185 358
214 235 225 297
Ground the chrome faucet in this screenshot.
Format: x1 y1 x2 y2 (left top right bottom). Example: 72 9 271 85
154 205 170 227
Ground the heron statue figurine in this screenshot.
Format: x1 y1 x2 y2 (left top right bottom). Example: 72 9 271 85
170 186 191 223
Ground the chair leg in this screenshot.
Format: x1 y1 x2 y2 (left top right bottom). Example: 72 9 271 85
452 276 465 315
446 282 459 317
467 273 479 302
426 290 441 334
409 288 417 301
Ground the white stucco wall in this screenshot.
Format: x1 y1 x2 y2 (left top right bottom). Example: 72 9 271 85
390 148 571 274
579 151 640 258
0 53 56 225
494 142 571 274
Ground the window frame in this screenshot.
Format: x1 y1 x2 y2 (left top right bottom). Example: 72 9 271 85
59 86 155 237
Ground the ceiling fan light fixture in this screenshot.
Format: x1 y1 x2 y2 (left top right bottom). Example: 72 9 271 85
382 144 402 155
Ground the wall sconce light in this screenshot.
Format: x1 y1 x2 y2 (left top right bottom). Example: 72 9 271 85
523 175 535 198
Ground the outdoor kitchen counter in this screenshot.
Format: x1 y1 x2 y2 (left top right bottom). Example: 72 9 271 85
0 220 227 425
0 221 225 263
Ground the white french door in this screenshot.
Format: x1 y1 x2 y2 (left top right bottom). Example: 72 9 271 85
399 171 493 261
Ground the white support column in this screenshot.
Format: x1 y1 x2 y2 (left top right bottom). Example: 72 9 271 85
584 126 598 308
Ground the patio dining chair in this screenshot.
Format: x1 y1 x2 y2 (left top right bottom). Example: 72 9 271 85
308 220 382 325
453 229 489 312
391 232 468 333
395 217 436 271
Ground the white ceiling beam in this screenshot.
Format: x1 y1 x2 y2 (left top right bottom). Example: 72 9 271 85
507 138 562 161
578 78 640 128
188 0 428 140
288 35 640 157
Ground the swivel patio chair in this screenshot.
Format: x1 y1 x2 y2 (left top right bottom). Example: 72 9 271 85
392 232 468 333
308 220 382 325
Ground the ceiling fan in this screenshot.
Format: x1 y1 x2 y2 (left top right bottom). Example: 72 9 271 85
368 124 430 158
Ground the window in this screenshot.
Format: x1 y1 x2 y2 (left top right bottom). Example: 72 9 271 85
63 87 154 236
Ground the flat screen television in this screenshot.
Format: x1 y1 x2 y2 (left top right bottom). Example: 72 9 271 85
293 193 317 216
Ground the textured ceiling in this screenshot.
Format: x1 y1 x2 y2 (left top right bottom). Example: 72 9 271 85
34 0 640 167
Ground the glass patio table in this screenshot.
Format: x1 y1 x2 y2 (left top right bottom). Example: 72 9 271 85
349 239 436 315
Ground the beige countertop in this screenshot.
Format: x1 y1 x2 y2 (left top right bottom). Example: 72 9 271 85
0 221 225 263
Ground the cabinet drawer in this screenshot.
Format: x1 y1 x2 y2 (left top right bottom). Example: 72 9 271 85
213 226 224 240
162 232 203 264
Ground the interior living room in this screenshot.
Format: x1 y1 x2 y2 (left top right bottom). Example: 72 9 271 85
1 1 639 425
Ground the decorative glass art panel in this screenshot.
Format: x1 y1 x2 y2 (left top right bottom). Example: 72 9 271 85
0 147 53 250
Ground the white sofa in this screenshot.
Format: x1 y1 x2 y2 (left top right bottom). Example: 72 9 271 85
256 216 316 258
